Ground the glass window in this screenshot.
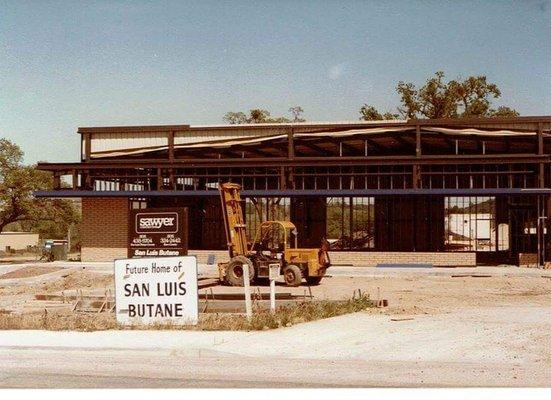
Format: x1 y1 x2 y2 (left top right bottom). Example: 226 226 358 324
245 198 290 242
326 197 374 250
445 197 497 252
130 198 148 210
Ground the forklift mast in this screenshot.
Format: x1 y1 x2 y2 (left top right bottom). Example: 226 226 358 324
219 183 249 258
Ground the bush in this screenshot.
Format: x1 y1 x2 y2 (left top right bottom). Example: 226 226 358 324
0 293 374 332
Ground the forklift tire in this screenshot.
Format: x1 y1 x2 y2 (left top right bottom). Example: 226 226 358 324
283 264 302 287
306 276 323 286
226 256 255 287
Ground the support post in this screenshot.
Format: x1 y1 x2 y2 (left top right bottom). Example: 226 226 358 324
270 279 276 314
538 195 542 267
72 170 78 190
280 166 286 190
156 168 163 191
53 174 61 190
84 133 92 161
286 128 295 189
415 124 421 157
169 168 175 190
269 263 279 314
243 264 252 321
413 124 421 188
168 131 175 163
287 128 295 159
412 165 421 189
538 123 545 188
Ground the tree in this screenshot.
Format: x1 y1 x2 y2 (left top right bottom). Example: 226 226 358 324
223 111 248 124
360 72 519 120
249 109 282 123
489 106 520 118
289 106 305 122
224 107 306 124
0 138 79 234
359 104 399 121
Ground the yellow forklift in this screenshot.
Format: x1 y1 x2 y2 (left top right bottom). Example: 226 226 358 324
218 182 331 287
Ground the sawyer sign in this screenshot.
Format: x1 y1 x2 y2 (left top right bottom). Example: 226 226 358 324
128 208 188 258
114 256 198 326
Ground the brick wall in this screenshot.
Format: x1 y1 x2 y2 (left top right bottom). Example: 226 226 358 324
188 250 229 264
78 197 476 267
188 249 476 267
81 198 129 262
329 251 476 267
519 252 538 268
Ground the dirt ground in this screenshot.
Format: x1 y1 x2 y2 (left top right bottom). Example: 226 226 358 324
316 274 551 316
0 266 64 280
1 263 550 320
0 266 113 314
2 263 551 387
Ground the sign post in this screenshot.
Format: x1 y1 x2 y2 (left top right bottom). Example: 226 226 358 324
243 263 252 321
268 264 279 314
114 256 198 326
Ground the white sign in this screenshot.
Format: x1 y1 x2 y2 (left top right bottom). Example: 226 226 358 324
268 263 280 280
114 256 198 326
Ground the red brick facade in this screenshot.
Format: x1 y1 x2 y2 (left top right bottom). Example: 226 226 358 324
186 250 475 267
79 198 476 266
81 198 129 262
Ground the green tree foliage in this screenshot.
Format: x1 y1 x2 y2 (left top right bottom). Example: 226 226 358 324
224 106 305 124
289 106 306 122
359 105 399 121
360 72 519 120
0 138 80 236
489 106 520 118
223 111 248 124
325 199 374 249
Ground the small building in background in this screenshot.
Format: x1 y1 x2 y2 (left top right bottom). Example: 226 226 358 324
0 232 40 253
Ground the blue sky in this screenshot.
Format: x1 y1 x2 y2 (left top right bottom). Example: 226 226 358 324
1 0 550 164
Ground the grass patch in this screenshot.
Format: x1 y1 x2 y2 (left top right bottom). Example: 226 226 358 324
0 293 374 332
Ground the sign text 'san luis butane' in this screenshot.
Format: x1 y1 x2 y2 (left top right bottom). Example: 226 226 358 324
114 256 198 326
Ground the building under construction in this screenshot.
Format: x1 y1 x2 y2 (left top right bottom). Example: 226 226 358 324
36 116 551 267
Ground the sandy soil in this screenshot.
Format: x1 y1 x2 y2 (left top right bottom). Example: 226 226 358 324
1 264 550 318
202 272 551 319
1 264 551 387
0 266 63 280
0 267 113 314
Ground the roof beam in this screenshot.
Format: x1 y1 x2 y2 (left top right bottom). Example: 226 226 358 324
297 141 336 156
326 138 361 155
393 134 416 150
35 187 551 199
364 138 387 153
37 153 551 171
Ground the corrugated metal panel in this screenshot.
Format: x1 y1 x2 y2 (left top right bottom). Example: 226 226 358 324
174 127 288 145
86 123 550 158
90 131 168 153
462 123 547 131
89 128 288 155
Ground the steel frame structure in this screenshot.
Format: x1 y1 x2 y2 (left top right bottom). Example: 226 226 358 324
36 116 551 266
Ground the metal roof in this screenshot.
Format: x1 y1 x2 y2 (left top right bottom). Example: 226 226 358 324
75 115 551 135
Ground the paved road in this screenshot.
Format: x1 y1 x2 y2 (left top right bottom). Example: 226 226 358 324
2 307 551 388
1 347 540 388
